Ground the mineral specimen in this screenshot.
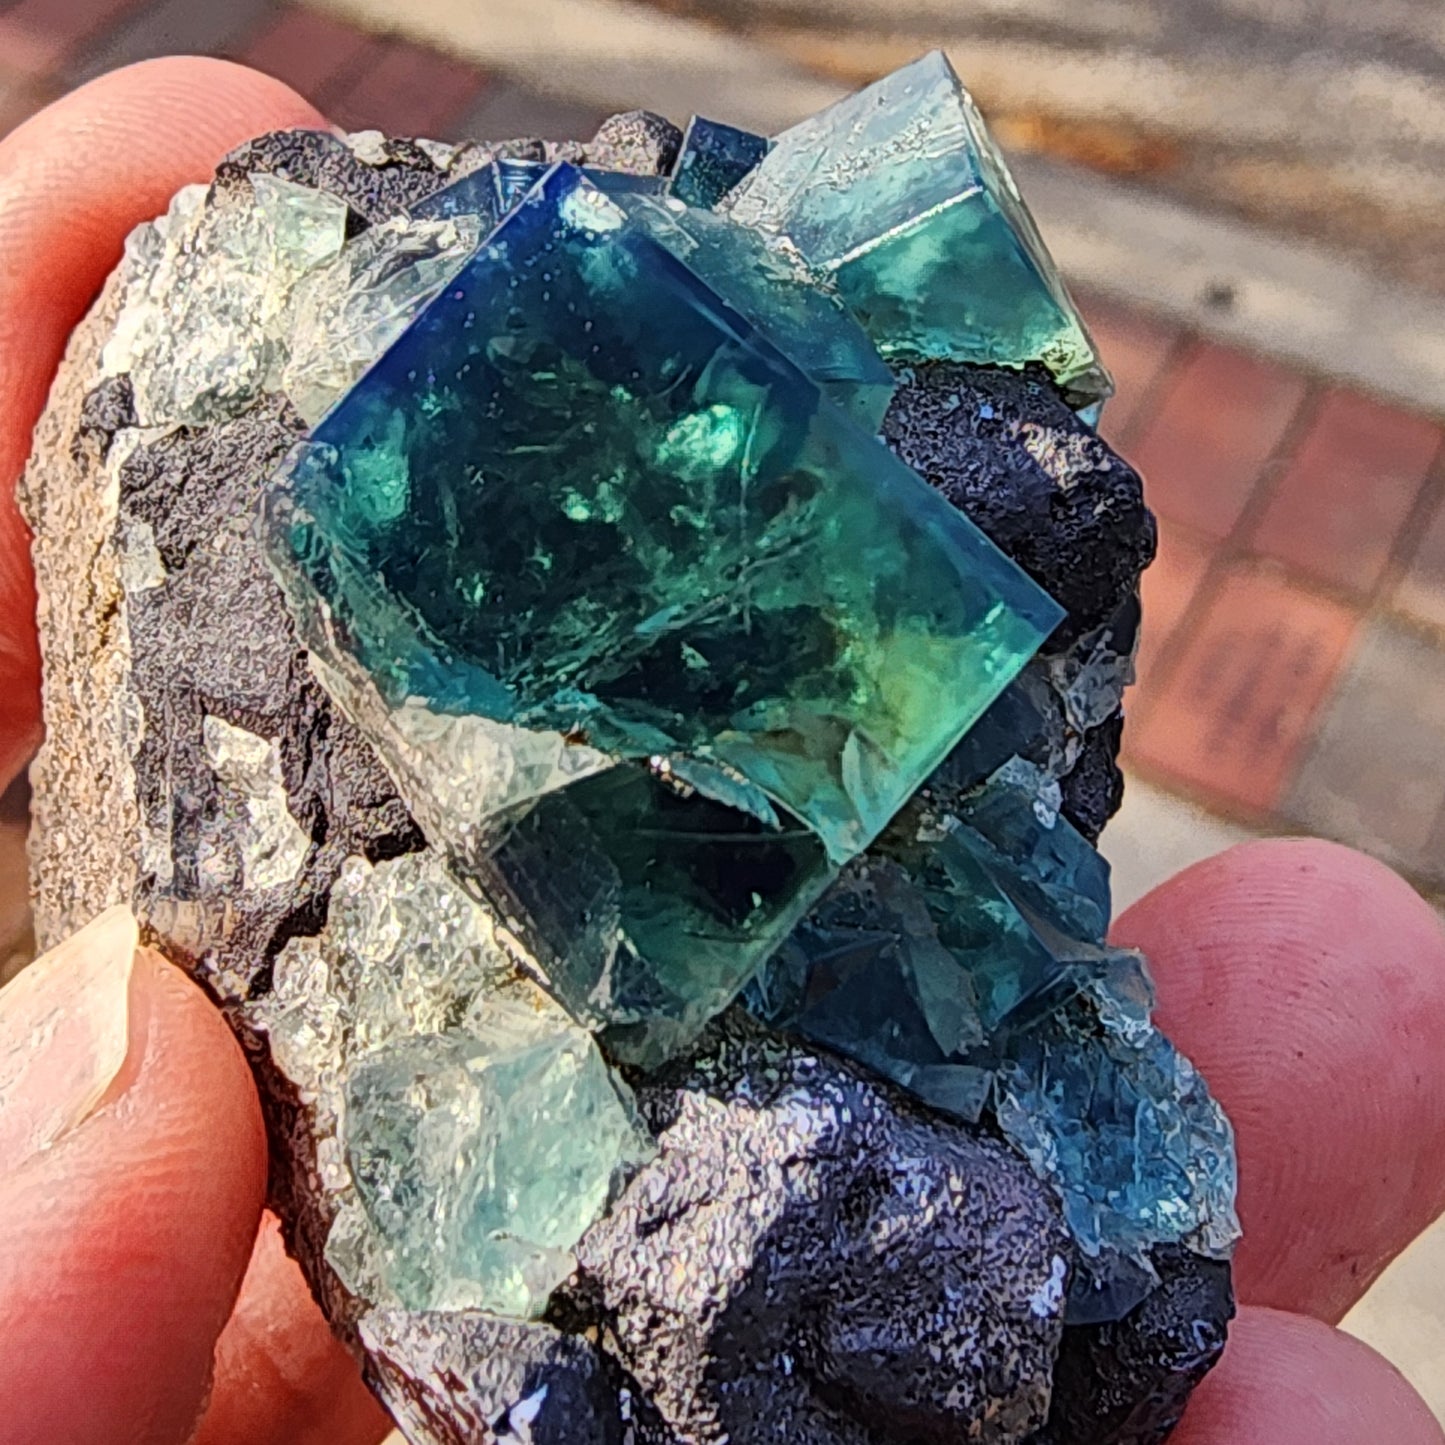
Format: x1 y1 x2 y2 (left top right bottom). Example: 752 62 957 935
20 55 1238 1445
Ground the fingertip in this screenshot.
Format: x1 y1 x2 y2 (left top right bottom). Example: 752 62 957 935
195 1213 394 1445
1173 1306 1444 1445
1115 838 1445 1321
0 56 327 175
0 937 266 1443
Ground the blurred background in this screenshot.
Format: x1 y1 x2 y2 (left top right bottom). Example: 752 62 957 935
0 0 1442 1424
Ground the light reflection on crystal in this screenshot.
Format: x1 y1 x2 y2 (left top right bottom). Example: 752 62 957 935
725 51 1110 406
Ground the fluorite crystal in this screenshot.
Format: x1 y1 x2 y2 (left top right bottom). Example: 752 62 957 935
26 59 1242 1442
725 51 1111 407
266 160 1061 1064
669 115 771 209
751 756 1239 1321
258 851 650 1319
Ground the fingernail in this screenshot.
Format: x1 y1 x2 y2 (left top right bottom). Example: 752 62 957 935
0 905 139 1163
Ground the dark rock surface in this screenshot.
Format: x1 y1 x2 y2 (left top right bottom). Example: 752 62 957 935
882 362 1157 647
1029 1248 1235 1445
578 1014 1070 1445
584 110 684 175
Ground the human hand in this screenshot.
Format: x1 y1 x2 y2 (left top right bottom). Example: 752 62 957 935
0 57 1442 1445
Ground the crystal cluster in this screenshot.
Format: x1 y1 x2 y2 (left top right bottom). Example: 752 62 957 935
250 49 1236 1337
22 49 1240 1441
266 160 1062 1073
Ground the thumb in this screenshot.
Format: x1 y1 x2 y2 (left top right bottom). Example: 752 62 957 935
0 906 268 1443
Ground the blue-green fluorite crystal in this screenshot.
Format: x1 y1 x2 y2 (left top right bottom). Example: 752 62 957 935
749 757 1240 1321
669 115 770 209
995 965 1242 1322
725 51 1111 407
618 192 896 431
268 162 1060 1065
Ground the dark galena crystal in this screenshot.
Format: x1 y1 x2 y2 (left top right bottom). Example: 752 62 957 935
21 47 1238 1445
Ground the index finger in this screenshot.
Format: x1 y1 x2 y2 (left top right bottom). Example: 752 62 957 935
0 56 328 791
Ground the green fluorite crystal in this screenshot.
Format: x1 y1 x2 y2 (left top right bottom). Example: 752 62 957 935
344 993 650 1316
618 193 897 431
267 162 1060 1064
256 852 650 1319
725 51 1111 407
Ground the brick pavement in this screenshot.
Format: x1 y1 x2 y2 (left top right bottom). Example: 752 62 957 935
1086 291 1445 894
0 0 1442 898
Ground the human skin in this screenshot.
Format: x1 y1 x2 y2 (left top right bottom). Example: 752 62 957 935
0 56 1441 1445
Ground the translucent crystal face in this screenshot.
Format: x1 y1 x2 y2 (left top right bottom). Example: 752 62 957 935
256 852 651 1320
418 165 897 431
725 51 1111 406
411 157 666 232
267 162 1061 1064
615 193 897 432
273 166 1058 860
668 115 771 210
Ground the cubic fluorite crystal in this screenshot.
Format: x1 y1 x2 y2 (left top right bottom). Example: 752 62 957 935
725 51 1111 407
669 115 771 209
21 57 1241 1445
266 160 1062 1064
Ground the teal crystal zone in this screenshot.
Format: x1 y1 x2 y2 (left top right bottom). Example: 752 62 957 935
269 161 1061 1069
725 51 1111 407
669 115 771 209
749 757 1240 1321
413 160 895 432
262 53 1236 1329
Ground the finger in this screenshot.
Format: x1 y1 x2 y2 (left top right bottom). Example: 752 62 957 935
194 1212 394 1445
1112 838 1445 1322
0 58 328 791
0 907 268 1444
1172 1305 1444 1445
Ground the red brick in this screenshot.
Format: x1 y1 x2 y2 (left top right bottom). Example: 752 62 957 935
1134 520 1213 701
327 38 488 138
1125 564 1359 815
1395 488 1445 636
1248 387 1442 598
0 0 149 76
1128 339 1308 541
232 7 372 104
1078 294 1182 450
